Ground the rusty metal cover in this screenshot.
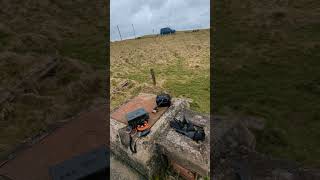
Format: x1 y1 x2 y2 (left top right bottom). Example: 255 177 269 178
111 94 168 127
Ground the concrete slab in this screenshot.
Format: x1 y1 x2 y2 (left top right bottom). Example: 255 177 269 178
110 93 189 178
157 109 210 177
110 154 145 180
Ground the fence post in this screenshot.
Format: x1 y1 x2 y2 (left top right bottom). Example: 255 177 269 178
150 69 156 86
132 24 136 38
117 25 122 41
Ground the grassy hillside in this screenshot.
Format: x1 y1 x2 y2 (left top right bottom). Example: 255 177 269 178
0 0 106 159
110 30 210 113
214 0 320 167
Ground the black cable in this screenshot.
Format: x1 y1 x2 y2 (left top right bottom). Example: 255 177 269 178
129 135 137 153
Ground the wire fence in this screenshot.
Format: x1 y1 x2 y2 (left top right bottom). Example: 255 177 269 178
110 23 208 42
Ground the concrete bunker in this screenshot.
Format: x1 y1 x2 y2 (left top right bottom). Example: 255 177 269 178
110 93 210 179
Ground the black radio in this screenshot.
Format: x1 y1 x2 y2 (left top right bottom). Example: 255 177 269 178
126 108 149 128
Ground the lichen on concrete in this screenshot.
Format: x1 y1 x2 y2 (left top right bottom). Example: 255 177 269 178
156 109 210 177
110 93 191 178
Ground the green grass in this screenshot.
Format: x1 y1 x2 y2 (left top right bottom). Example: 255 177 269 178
60 30 107 68
0 31 10 50
160 58 210 113
214 1 320 167
60 39 106 68
111 30 210 113
111 56 210 113
0 29 106 160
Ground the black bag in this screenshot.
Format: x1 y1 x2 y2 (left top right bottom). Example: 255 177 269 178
170 115 205 141
156 93 171 107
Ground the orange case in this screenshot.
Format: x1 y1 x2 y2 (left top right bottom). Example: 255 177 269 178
136 121 150 131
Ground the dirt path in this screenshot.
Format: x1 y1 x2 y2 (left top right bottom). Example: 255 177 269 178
0 104 108 180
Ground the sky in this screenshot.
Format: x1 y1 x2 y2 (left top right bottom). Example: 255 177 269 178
110 0 210 41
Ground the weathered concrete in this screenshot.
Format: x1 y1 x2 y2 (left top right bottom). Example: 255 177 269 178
110 154 145 180
110 93 190 178
157 109 210 177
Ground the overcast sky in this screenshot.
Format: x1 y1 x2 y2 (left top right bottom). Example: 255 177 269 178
110 0 210 41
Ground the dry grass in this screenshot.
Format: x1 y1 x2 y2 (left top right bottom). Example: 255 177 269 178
0 0 106 159
110 29 210 112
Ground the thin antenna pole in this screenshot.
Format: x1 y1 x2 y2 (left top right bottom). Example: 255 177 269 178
132 24 136 38
117 25 122 41
168 0 172 27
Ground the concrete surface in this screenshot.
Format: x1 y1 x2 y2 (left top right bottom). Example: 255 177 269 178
110 154 145 180
157 109 210 177
110 93 190 178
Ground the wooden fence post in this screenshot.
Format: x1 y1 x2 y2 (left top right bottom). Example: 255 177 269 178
150 69 156 86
